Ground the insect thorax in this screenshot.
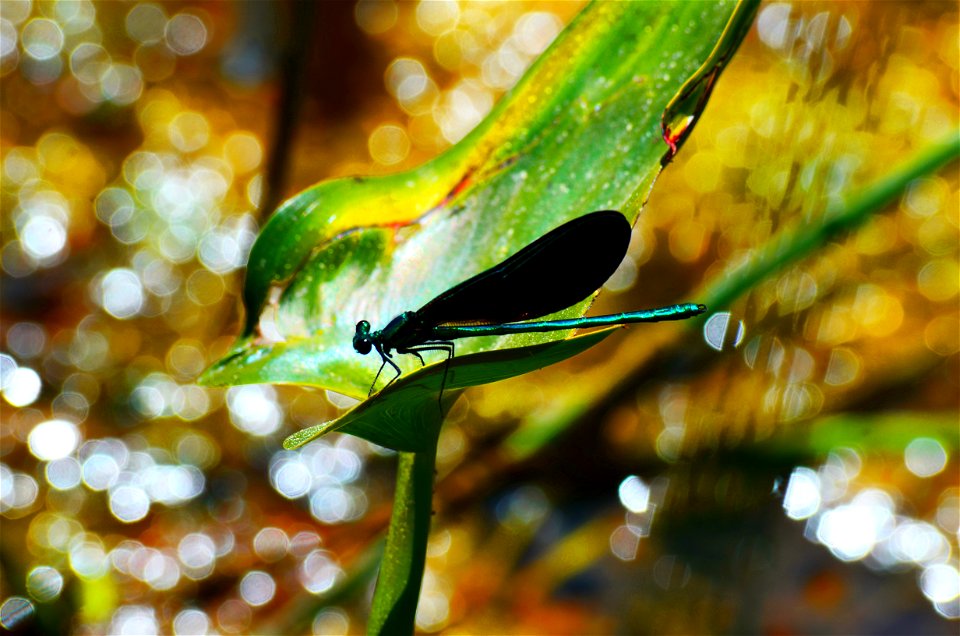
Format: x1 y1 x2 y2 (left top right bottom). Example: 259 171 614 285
377 311 427 349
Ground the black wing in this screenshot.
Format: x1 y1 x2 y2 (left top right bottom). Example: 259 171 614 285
415 210 631 327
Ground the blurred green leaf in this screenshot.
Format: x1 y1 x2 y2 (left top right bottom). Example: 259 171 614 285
503 132 960 460
805 411 960 454
701 133 960 313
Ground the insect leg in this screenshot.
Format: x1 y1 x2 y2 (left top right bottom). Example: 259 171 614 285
437 341 455 407
406 350 426 366
413 342 455 407
379 355 403 391
399 343 455 408
370 345 402 396
401 344 452 370
369 359 388 397
401 344 452 358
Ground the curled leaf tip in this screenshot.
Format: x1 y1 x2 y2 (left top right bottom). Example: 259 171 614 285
282 423 328 449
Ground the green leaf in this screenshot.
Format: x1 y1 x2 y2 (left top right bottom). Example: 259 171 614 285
282 328 615 451
201 0 752 451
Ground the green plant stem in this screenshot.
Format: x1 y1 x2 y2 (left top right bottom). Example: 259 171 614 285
367 433 439 635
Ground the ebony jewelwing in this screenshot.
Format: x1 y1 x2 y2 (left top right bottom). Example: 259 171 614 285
353 210 706 397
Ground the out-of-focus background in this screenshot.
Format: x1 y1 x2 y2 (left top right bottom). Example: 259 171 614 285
1 1 957 634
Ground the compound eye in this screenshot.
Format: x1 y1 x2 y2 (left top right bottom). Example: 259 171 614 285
353 321 373 354
354 339 371 355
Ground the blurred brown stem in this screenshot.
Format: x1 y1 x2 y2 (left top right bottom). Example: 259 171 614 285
260 0 317 219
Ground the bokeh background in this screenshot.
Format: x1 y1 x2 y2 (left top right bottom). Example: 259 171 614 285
1 1 958 634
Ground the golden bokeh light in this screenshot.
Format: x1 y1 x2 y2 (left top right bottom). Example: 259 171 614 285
1 1 957 633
